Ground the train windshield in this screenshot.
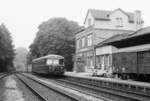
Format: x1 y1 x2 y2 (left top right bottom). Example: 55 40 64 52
46 59 59 65
47 59 53 65
53 59 59 64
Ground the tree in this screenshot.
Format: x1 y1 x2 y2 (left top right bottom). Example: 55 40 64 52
13 47 28 71
0 24 15 72
29 18 81 71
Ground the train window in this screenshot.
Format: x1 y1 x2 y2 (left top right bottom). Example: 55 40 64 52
53 60 59 64
47 59 53 65
59 59 64 65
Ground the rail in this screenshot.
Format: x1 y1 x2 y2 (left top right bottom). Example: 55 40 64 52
16 73 81 101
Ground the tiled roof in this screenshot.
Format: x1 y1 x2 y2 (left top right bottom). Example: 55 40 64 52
75 26 94 35
127 12 135 22
96 26 150 47
89 8 134 22
89 9 111 20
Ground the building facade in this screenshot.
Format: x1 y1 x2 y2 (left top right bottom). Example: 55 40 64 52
74 8 143 73
95 27 150 78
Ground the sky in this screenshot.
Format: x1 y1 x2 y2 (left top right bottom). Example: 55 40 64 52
0 0 150 50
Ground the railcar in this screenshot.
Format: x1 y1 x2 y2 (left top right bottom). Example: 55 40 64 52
94 44 150 80
32 54 65 75
112 50 150 80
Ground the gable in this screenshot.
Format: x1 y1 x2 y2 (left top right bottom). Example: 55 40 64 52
110 8 129 17
84 11 95 27
109 9 129 20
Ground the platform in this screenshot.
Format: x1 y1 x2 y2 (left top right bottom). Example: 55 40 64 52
65 72 93 77
65 72 150 87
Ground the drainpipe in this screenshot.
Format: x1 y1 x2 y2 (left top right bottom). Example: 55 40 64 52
93 32 96 70
93 45 96 69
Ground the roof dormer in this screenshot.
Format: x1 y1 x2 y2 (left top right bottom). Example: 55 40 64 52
84 8 144 30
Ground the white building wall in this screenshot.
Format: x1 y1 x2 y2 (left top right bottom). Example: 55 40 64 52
94 10 136 31
96 45 118 55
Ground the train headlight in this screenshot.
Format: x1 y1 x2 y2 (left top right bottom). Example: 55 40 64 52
60 66 63 69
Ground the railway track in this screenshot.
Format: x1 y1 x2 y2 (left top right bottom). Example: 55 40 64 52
54 79 150 101
16 73 101 101
29 75 113 101
16 74 50 101
23 73 150 101
0 72 11 79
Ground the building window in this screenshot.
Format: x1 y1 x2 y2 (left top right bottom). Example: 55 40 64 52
79 39 82 49
87 34 92 46
88 18 91 26
81 37 85 47
116 17 123 27
76 39 80 49
96 55 111 70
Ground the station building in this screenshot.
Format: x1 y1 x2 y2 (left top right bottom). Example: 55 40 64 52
95 26 150 77
74 8 144 73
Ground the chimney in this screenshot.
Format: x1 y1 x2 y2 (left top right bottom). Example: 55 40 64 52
134 10 143 30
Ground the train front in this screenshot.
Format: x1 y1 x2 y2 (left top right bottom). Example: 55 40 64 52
46 58 65 75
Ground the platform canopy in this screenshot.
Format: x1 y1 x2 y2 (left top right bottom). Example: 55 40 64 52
96 26 150 48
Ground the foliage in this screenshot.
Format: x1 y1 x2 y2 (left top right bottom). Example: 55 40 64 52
29 18 81 71
0 24 15 72
13 47 28 71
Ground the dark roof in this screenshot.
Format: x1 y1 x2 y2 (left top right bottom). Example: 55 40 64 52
85 8 134 23
96 26 150 47
127 12 135 22
127 26 150 38
74 27 85 34
95 34 128 47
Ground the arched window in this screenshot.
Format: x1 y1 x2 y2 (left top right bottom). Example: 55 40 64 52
87 34 92 46
81 37 85 47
